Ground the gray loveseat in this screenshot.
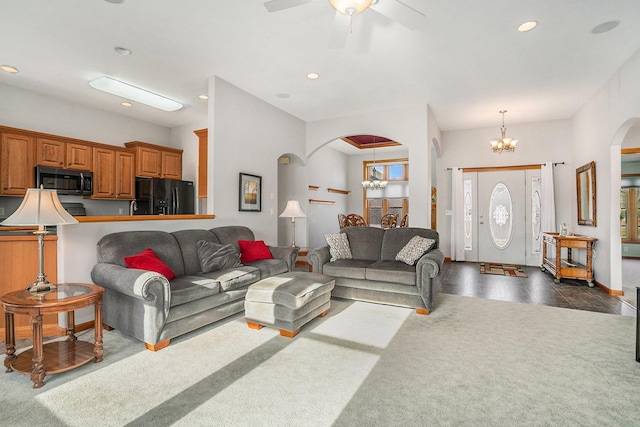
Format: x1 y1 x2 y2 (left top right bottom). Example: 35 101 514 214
90 226 297 350
307 227 444 314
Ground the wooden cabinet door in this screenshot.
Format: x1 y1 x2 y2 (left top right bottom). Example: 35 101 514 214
115 150 135 199
162 151 182 180
66 142 93 170
92 147 115 198
136 146 162 178
1 133 35 195
36 138 65 167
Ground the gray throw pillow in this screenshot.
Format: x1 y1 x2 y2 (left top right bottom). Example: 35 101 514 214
197 240 243 273
324 233 353 262
396 236 435 265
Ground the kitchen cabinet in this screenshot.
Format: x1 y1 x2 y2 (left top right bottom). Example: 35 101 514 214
92 147 135 200
541 232 597 287
125 141 183 180
36 138 93 170
0 234 61 339
1 133 35 196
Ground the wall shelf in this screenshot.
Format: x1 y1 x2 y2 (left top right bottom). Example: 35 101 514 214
309 199 334 205
308 185 320 191
327 188 350 195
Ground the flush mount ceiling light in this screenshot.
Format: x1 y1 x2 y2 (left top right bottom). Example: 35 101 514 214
89 76 183 112
1 65 19 73
518 21 538 32
120 101 132 107
198 94 209 100
592 20 620 34
489 110 518 154
114 46 132 56
306 72 319 80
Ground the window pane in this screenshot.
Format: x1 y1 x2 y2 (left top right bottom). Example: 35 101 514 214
368 166 384 180
388 165 404 180
621 189 628 238
489 182 513 249
464 179 472 250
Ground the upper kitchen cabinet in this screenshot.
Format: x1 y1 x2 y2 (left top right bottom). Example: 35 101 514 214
125 141 183 180
36 138 93 171
1 133 35 196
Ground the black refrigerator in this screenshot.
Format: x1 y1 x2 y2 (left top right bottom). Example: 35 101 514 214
133 177 195 215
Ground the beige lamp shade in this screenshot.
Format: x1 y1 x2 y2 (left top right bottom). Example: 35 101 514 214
329 0 373 15
1 187 78 227
279 200 306 218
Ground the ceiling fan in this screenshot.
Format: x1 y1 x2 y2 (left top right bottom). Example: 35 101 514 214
264 0 425 49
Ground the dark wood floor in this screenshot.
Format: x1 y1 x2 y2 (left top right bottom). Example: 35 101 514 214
440 261 636 317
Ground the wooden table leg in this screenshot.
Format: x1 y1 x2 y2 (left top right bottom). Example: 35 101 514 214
66 310 77 342
4 313 15 373
94 299 103 363
30 313 45 389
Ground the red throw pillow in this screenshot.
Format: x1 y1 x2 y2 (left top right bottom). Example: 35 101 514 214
238 240 273 263
124 248 176 280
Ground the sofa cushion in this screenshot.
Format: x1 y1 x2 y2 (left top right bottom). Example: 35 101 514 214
210 226 255 253
197 240 243 272
171 229 221 275
323 259 376 279
201 266 261 292
341 227 385 260
238 240 273 263
246 258 289 279
380 227 440 261
169 275 221 306
395 236 436 265
365 260 416 286
324 233 352 261
124 248 176 280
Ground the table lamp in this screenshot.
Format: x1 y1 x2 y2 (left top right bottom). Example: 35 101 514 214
1 186 78 293
279 200 306 247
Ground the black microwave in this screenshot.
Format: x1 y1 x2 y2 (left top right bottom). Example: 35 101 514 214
35 166 93 195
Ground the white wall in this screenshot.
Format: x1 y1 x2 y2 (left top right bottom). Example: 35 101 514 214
306 145 349 248
437 119 574 259
572 47 640 291
208 77 306 244
278 154 307 247
307 105 431 228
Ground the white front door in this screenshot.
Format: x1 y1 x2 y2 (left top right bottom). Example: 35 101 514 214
464 169 542 265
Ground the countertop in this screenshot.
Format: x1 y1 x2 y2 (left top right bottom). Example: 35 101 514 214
75 214 215 223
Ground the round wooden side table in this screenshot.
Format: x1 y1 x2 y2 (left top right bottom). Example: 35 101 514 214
1 283 104 388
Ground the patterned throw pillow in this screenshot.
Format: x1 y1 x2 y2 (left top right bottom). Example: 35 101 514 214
324 233 353 262
396 236 436 265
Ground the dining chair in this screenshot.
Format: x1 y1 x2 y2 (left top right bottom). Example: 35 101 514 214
344 213 367 227
380 213 398 229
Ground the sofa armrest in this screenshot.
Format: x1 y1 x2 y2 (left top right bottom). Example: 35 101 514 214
268 246 299 271
91 263 171 318
308 246 331 273
416 248 445 279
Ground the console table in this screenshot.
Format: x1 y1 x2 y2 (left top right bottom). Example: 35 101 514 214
1 283 103 388
541 232 597 287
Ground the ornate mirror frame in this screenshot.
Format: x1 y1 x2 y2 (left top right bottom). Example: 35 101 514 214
576 161 596 226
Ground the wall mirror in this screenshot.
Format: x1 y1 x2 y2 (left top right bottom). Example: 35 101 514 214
576 161 596 226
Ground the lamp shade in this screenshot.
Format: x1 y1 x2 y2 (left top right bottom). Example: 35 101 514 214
279 200 306 218
329 0 373 15
1 188 79 226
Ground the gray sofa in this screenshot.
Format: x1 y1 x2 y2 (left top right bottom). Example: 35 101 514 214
90 226 297 350
307 227 444 314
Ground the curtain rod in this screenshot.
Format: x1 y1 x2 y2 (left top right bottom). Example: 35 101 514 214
446 162 564 171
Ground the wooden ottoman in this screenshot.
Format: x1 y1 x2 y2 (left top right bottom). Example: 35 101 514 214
244 271 335 338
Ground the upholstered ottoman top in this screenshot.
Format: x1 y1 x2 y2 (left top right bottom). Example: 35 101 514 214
245 271 334 309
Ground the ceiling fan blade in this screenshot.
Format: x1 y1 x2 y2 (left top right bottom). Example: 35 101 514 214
329 11 350 49
263 0 316 13
370 0 425 30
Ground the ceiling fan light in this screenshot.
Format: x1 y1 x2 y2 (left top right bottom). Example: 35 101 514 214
329 0 373 16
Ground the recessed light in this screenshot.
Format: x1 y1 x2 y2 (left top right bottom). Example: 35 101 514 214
198 94 209 100
114 46 132 56
1 65 19 73
276 93 290 99
104 0 125 4
518 21 538 32
592 20 620 34
121 102 132 107
306 72 319 80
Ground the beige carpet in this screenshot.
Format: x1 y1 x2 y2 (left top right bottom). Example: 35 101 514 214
0 294 638 426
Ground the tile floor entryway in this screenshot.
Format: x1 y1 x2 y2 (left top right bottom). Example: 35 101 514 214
440 261 636 317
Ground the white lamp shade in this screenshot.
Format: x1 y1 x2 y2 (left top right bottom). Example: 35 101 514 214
279 200 306 218
1 188 79 226
329 0 373 15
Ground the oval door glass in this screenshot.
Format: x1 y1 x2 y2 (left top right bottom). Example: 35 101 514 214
489 182 513 249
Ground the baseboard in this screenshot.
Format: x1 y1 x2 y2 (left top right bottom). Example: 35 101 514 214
595 280 624 296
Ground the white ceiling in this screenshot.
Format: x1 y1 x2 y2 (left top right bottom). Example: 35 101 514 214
1 0 640 133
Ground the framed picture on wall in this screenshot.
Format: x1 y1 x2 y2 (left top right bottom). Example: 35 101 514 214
239 173 262 212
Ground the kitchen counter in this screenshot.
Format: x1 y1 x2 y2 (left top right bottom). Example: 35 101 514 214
76 214 214 223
